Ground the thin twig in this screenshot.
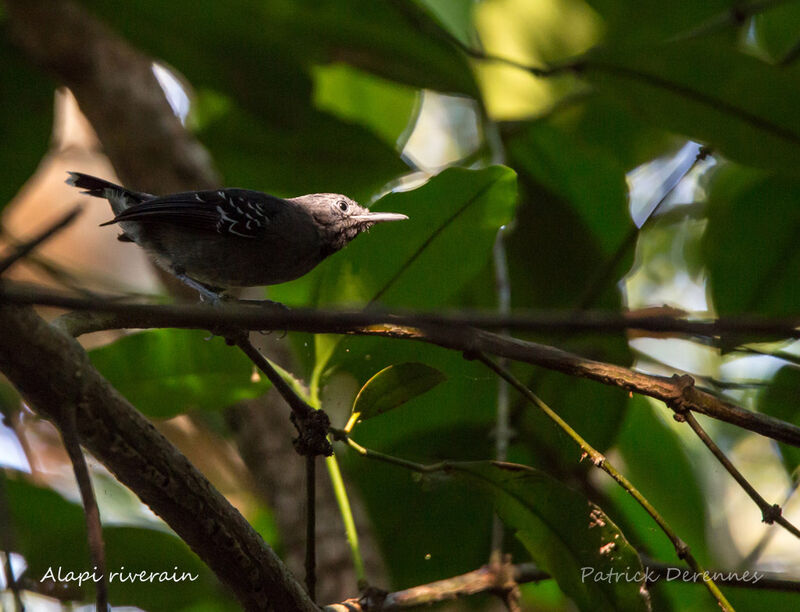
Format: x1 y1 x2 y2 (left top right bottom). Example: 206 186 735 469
305 455 317 601
58 401 108 611
491 227 512 554
475 353 734 612
679 410 800 539
739 473 800 568
234 333 313 420
233 333 332 457
0 207 82 275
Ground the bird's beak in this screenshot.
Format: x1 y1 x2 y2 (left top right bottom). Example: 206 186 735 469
352 211 409 223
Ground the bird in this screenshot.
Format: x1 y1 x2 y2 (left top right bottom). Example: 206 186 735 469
66 172 408 302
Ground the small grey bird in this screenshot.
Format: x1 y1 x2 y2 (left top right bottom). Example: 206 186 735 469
66 172 407 301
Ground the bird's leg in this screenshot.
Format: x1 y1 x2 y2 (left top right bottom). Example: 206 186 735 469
172 267 224 305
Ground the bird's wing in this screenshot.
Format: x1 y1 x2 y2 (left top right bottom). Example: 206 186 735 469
102 189 287 238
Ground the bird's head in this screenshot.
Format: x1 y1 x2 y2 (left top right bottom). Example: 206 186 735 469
291 193 408 254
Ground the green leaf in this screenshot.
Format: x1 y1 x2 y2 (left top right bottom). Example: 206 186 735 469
584 0 733 47
89 330 272 418
0 41 53 209
507 121 630 254
752 2 800 63
416 0 478 47
316 165 518 307
455 461 650 612
760 365 800 474
312 63 419 149
347 362 446 430
581 40 800 174
703 168 800 316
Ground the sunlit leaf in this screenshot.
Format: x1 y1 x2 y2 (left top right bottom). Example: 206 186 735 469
312 63 419 149
347 362 446 430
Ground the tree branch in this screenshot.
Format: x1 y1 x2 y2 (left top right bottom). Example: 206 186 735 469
0 304 317 612
3 284 797 448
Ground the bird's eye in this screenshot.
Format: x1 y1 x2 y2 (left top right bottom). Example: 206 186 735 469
337 200 349 212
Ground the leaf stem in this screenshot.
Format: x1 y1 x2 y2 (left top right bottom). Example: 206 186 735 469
325 453 366 584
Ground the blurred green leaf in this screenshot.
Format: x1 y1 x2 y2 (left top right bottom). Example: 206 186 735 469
726 582 800 612
703 168 800 315
456 461 649 612
752 2 800 63
415 0 477 47
507 121 630 254
581 40 800 174
554 95 681 172
505 177 627 309
89 330 271 418
4 475 228 611
0 41 53 209
348 362 446 429
760 365 800 474
345 443 493 589
584 0 734 47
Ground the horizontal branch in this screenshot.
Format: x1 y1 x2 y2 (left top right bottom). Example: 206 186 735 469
2 283 798 448
0 304 317 612
7 284 799 338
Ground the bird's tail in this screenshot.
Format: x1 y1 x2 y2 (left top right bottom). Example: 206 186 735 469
66 172 151 214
